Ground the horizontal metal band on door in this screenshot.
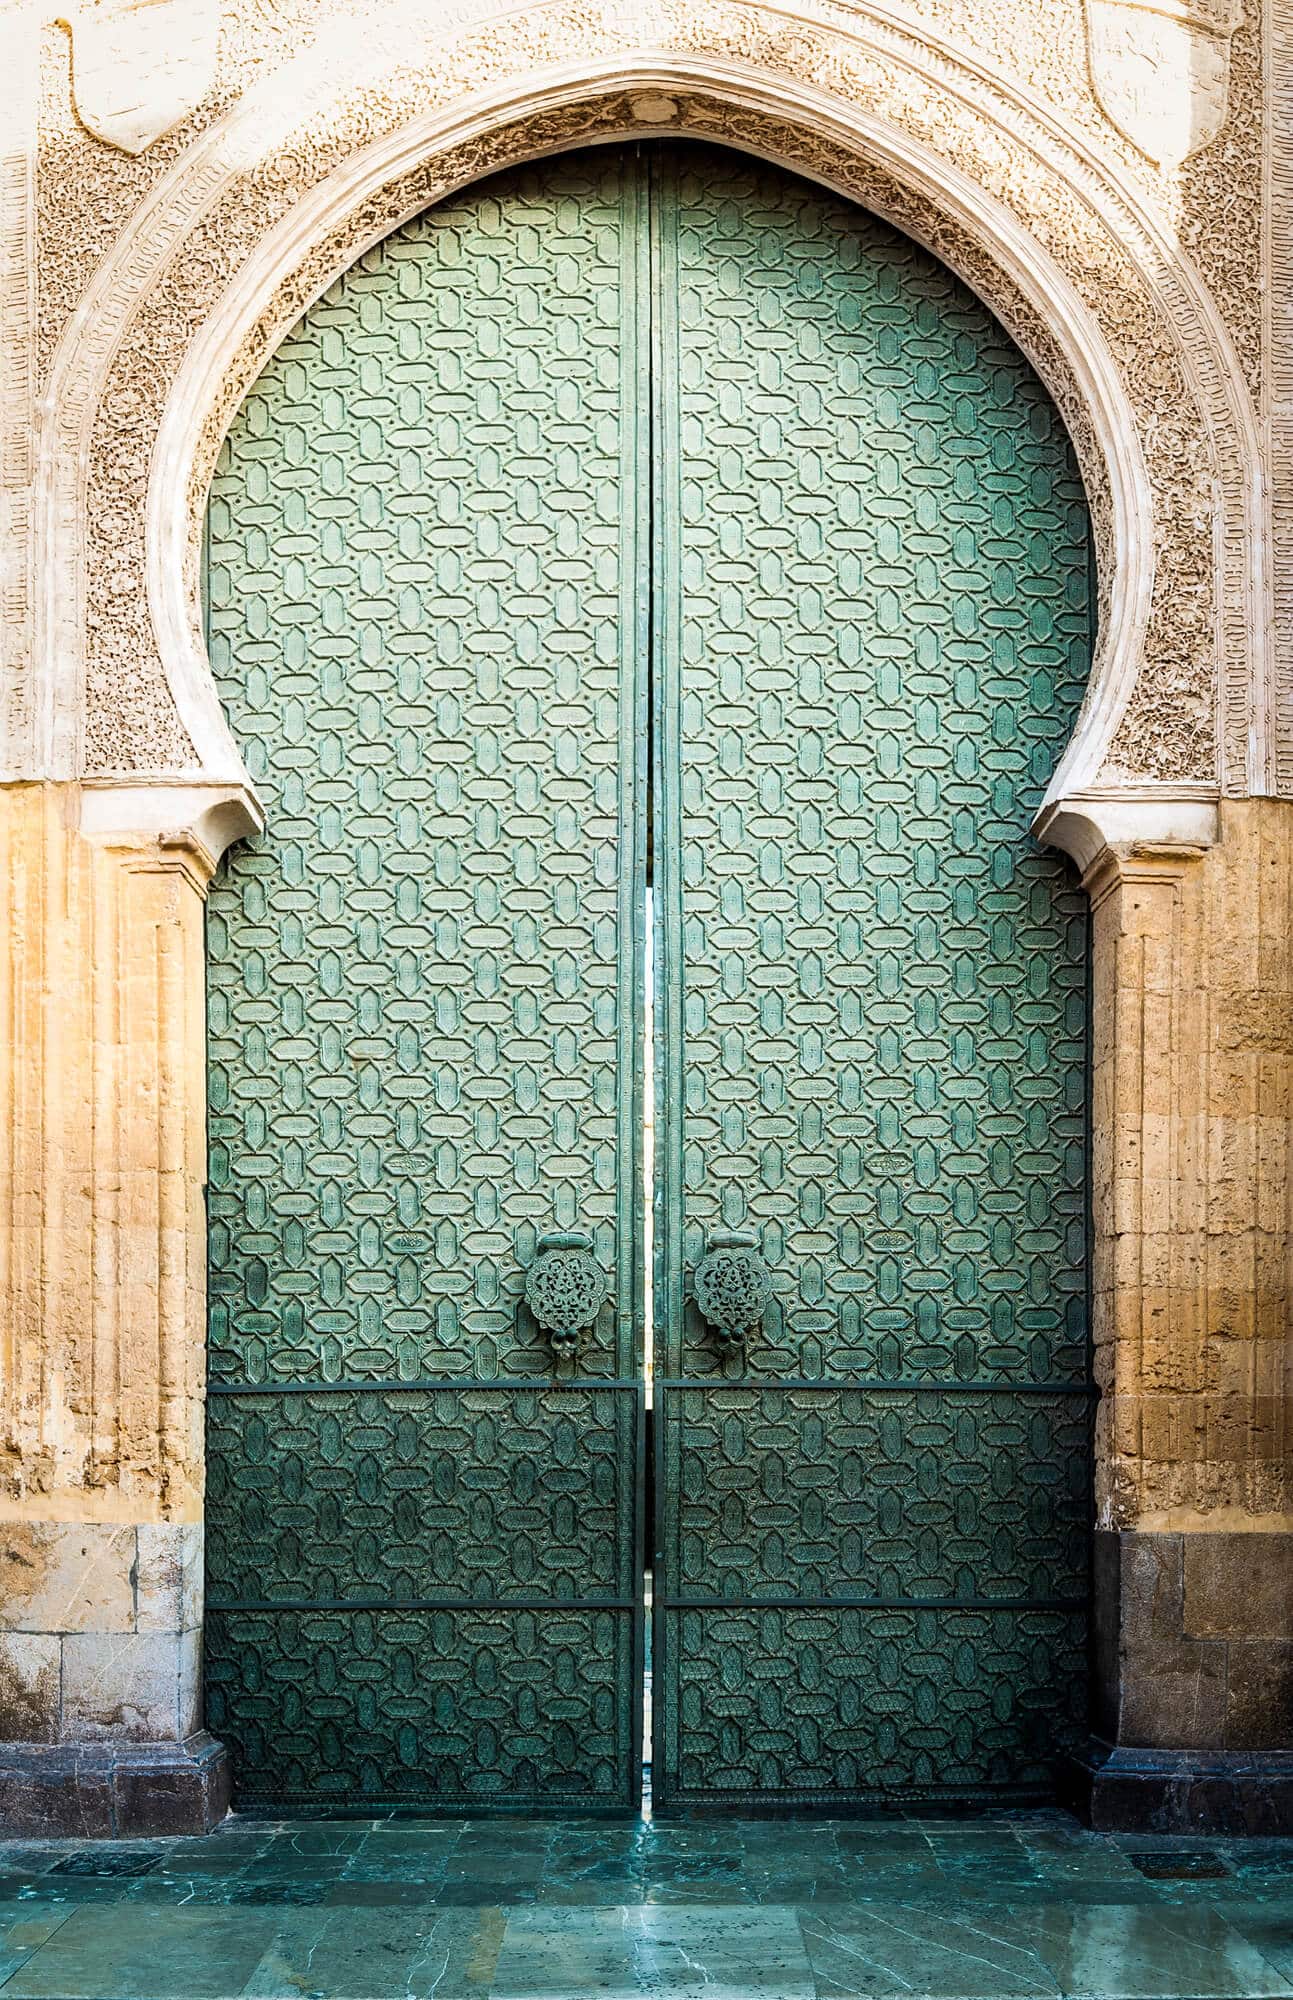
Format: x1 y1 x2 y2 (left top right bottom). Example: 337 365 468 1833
207 1378 1094 1396
207 1596 1081 1613
206 1377 645 1394
655 1596 1088 1611
655 1380 1095 1396
206 1598 640 1613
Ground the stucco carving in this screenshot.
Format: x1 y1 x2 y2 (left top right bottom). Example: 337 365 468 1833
144 86 1130 810
0 11 37 771
59 0 223 156
1273 0 1293 793
8 0 1281 828
1085 0 1244 165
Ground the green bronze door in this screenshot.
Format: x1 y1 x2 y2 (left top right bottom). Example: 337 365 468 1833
649 148 1091 1810
205 142 1091 1814
204 151 650 1812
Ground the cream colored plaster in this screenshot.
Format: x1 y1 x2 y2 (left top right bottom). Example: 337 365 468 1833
1084 0 1244 168
59 0 222 157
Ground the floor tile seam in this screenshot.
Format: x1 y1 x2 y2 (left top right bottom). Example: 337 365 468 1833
0 1898 83 1969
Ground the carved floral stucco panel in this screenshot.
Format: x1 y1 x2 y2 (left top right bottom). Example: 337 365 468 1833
36 2 319 380
1173 0 1264 401
25 0 1271 791
35 0 1267 403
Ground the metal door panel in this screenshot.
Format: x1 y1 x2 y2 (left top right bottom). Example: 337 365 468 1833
650 144 1092 1810
205 151 648 1811
205 140 1094 1815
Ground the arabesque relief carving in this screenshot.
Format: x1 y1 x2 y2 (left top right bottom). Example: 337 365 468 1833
4 0 1280 802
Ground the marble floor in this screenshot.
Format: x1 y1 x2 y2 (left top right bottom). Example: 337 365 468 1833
0 1810 1288 1999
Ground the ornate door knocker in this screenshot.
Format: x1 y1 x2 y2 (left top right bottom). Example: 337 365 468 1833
693 1230 773 1350
524 1231 609 1356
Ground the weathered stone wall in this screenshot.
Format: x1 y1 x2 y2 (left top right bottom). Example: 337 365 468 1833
1091 803 1293 1533
1081 803 1293 1820
0 782 224 1831
0 0 1290 1829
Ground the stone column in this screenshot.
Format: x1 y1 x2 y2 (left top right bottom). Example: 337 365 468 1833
1071 799 1293 1832
0 783 229 1834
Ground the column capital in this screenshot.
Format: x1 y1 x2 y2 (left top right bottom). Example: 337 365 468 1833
78 778 263 886
1034 785 1219 877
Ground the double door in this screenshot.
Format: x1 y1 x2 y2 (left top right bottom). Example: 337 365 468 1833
204 143 1092 1812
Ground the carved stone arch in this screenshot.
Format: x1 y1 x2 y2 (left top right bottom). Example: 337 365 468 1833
150 70 1152 838
34 0 1268 861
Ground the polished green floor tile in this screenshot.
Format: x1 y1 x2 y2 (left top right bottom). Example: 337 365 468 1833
156 1836 276 1874
744 1866 860 1906
239 1905 505 1998
127 1874 284 1907
829 1829 937 1862
254 1826 370 1859
0 1903 281 1998
548 1828 643 1866
1022 1835 1148 1887
439 1856 546 1883
629 1825 734 1860
355 1826 463 1856
434 1884 540 1908
491 1903 814 1999
240 1847 353 1876
7 1875 140 1906
0 1816 1290 1998
638 1852 744 1882
0 1906 78 1987
455 1826 552 1858
641 1877 761 1907
1019 1901 1293 1998
538 1875 650 1908
800 1900 1061 1998
1219 1903 1293 1983
335 1832 457 1886
320 1881 449 1910
334 1857 452 1887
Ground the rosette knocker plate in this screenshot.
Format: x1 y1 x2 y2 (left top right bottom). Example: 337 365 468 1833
524 1230 609 1356
693 1229 773 1349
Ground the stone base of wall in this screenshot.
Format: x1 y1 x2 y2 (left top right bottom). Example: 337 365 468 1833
0 1732 230 1836
1064 1743 1293 1835
1092 1530 1293 1751
1068 1528 1293 1832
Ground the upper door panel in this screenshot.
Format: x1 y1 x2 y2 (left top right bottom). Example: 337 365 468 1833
205 150 648 1812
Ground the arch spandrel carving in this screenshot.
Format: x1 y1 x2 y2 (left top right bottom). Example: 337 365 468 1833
20 0 1274 860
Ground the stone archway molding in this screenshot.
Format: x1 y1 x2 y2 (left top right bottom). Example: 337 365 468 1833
145 55 1170 872
30 0 1273 870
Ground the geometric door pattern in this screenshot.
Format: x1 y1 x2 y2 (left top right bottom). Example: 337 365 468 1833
651 148 1091 1808
205 142 1092 1814
204 149 648 1812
